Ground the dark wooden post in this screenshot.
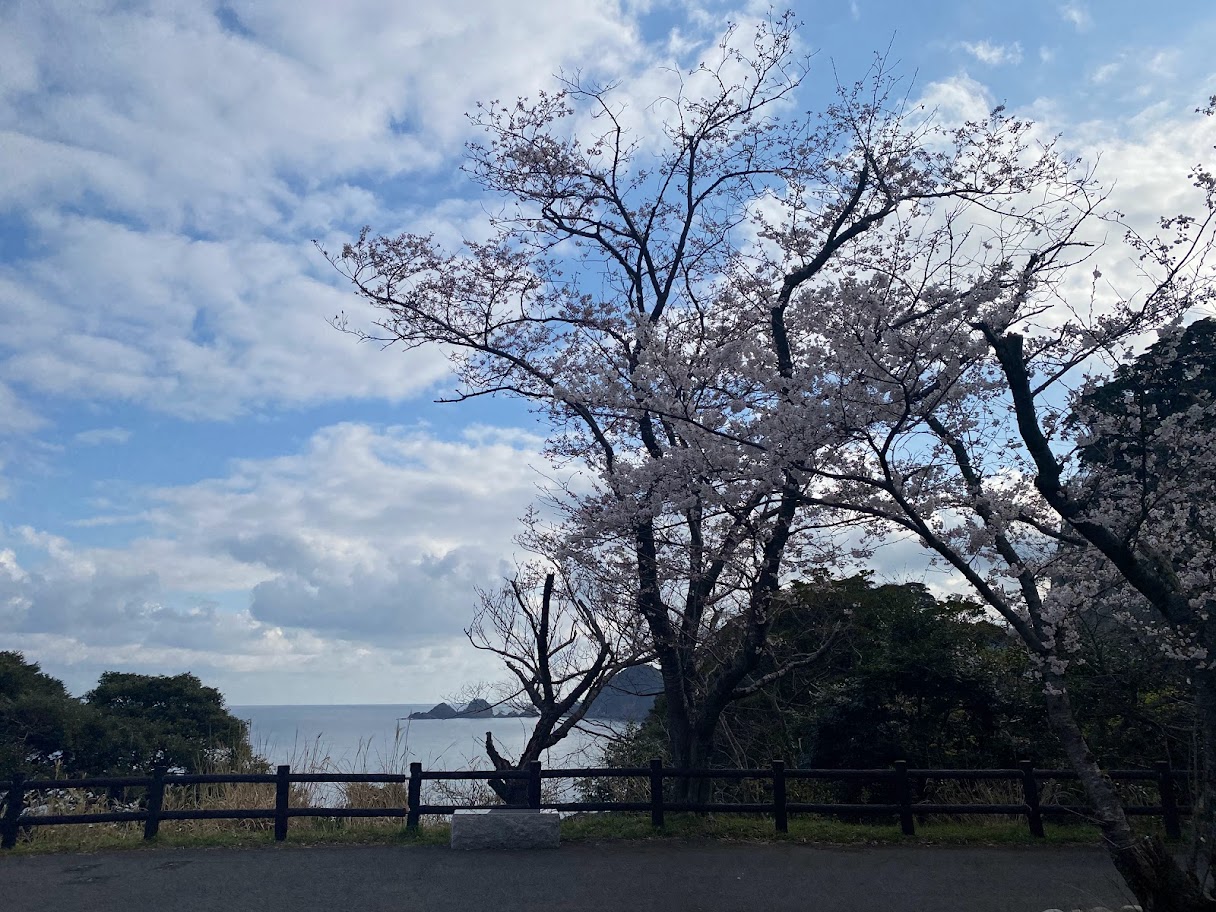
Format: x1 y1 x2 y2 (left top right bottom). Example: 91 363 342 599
144 765 166 841
772 760 788 834
2 774 25 850
893 761 914 836
1018 760 1044 837
407 762 422 831
1156 760 1181 840
528 761 542 809
274 765 291 842
649 759 664 829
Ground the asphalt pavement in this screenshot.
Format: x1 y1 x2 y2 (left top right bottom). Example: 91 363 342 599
0 841 1139 912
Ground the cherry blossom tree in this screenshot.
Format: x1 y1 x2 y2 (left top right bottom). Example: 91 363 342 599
709 120 1216 908
325 15 1073 801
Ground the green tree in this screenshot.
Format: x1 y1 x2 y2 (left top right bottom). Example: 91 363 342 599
587 577 1041 805
1063 607 1194 772
81 672 257 775
1 656 262 779
1052 318 1214 774
1075 317 1215 485
596 574 1192 784
775 578 1036 770
0 652 83 778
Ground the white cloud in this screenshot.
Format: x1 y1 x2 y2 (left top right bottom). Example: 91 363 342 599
914 74 996 127
0 1 644 236
913 72 1216 320
74 427 132 446
0 0 652 420
0 422 574 700
1090 61 1120 85
4 0 1214 709
5 628 496 704
1060 2 1092 31
1069 106 1216 247
0 381 45 435
959 40 1023 67
0 217 452 419
1147 49 1181 79
1080 46 1200 101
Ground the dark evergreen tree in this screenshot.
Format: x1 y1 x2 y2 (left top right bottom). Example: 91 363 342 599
0 652 84 778
82 671 257 774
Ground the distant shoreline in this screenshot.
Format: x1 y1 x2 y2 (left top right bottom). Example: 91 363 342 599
232 704 616 714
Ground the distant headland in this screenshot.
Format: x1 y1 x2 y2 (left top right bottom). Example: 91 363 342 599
408 665 662 722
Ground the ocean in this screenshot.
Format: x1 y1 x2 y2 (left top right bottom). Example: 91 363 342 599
231 704 611 774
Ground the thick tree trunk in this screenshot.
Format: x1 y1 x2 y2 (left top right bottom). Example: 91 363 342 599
1043 673 1214 911
484 723 557 806
658 683 728 804
658 675 711 803
1188 667 1216 892
485 731 530 806
667 728 717 804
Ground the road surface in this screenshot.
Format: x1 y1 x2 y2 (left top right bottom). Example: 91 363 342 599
0 841 1139 912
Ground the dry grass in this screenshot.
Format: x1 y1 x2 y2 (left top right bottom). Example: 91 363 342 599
2 744 1183 855
1 726 521 853
913 772 1167 829
558 811 1110 846
2 734 421 853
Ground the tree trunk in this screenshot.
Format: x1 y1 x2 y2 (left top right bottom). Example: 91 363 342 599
667 728 716 804
484 731 534 806
1043 673 1215 911
661 695 711 803
1188 667 1216 893
657 682 724 804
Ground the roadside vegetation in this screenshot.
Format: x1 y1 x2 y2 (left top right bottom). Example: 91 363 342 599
1 569 1197 856
0 653 260 781
0 810 1145 857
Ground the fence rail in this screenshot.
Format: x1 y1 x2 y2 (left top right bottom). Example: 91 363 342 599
0 758 1191 849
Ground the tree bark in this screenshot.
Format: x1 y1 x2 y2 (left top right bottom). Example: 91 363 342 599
1188 666 1216 893
681 727 717 805
1042 672 1214 911
485 731 530 806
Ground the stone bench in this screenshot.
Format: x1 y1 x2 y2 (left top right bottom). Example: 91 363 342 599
450 809 560 849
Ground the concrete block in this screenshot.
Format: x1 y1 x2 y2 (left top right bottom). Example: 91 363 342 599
450 809 560 850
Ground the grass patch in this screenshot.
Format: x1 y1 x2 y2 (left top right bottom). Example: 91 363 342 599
2 771 1176 858
4 812 1119 856
0 819 453 856
557 812 1110 846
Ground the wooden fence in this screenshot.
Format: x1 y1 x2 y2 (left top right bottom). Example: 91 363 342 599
0 759 1191 849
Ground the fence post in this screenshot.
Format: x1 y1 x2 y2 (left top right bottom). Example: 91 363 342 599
893 761 914 836
274 765 291 842
649 758 664 829
528 760 542 809
144 765 166 841
772 760 788 834
1018 760 1044 837
2 774 25 849
407 762 422 831
1156 760 1181 840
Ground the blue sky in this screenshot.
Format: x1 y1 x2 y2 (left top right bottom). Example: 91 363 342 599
2 0 1214 704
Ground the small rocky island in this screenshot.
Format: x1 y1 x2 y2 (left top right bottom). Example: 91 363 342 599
409 665 662 721
408 698 538 720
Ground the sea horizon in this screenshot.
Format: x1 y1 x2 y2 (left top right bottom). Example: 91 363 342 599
231 703 610 776
231 702 440 708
